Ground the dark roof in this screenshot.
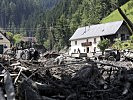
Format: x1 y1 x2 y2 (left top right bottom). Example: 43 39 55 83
22 37 37 42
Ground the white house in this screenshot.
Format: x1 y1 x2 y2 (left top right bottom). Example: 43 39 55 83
0 31 10 54
69 20 131 57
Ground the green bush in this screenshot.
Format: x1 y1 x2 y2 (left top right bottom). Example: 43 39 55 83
97 39 110 55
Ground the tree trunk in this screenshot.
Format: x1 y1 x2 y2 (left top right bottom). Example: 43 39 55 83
118 7 133 34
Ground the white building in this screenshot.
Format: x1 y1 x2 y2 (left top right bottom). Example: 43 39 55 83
69 20 131 57
0 31 10 54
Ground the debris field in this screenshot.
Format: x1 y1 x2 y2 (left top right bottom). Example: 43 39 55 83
0 55 133 100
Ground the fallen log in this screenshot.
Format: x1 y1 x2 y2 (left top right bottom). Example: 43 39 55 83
20 72 61 97
0 87 6 100
0 63 16 100
122 82 131 95
4 71 15 100
118 7 133 33
14 67 23 84
95 61 122 69
0 74 18 77
18 80 43 100
42 96 56 100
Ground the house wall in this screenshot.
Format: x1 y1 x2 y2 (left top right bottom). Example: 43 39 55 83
0 33 10 52
102 24 130 42
116 23 130 40
69 21 131 57
69 37 101 57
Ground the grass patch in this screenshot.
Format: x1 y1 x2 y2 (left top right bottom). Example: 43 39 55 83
101 0 133 23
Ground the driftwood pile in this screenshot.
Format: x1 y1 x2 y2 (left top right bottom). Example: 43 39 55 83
0 57 133 100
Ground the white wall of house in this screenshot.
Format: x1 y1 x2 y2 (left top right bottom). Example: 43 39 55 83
69 21 131 57
0 33 10 52
69 39 86 54
69 36 101 56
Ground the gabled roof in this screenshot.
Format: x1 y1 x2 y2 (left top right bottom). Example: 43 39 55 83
0 31 10 42
69 20 124 41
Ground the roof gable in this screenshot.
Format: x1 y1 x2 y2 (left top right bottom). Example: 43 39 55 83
0 31 10 42
69 20 124 40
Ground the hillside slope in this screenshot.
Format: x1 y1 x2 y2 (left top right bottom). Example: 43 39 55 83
39 0 128 49
101 0 133 23
0 0 59 32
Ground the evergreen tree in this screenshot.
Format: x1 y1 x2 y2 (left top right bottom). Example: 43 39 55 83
0 0 129 49
35 22 47 45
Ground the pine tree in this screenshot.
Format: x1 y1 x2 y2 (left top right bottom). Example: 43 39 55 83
35 22 47 45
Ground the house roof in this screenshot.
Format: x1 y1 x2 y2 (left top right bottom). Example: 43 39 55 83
22 37 37 43
69 20 124 41
0 31 10 42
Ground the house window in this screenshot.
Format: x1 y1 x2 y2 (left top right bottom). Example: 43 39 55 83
74 49 76 53
94 47 96 52
94 38 96 43
4 44 7 48
0 36 3 40
77 48 80 53
121 34 126 41
84 49 86 52
86 39 88 42
87 47 89 53
126 35 129 40
75 41 77 45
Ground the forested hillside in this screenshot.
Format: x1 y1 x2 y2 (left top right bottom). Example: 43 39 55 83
101 0 133 23
38 0 128 50
0 0 60 34
0 0 129 50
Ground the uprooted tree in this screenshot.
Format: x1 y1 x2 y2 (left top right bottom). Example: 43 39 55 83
97 39 110 55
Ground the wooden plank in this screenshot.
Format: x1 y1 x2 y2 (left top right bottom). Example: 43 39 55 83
0 87 6 100
4 71 15 100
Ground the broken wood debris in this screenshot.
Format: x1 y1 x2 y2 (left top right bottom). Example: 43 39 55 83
0 55 133 100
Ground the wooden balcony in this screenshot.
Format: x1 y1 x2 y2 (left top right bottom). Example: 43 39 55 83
81 42 92 46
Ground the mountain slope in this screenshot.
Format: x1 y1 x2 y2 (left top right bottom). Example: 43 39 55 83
101 0 133 23
0 0 60 32
39 0 128 50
